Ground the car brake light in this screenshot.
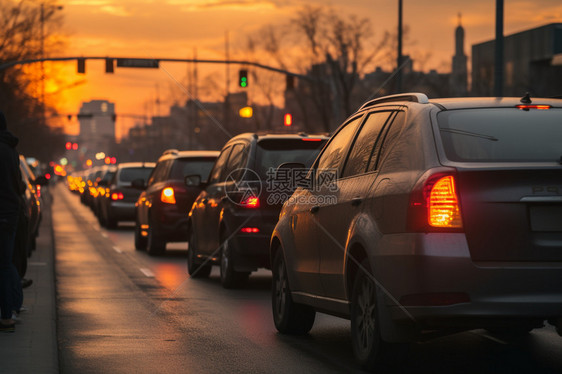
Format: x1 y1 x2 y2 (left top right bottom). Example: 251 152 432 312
240 196 260 208
428 176 462 228
161 187 176 204
240 227 260 233
516 104 551 110
409 169 462 231
111 192 124 200
302 138 323 142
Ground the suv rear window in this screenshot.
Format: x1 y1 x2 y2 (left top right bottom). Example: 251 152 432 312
437 108 562 162
254 138 326 177
170 158 216 181
119 167 154 183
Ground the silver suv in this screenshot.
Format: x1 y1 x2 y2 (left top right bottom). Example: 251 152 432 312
270 93 562 370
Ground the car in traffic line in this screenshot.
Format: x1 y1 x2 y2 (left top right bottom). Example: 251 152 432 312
269 93 562 370
134 149 219 255
187 132 328 288
98 162 155 229
92 165 117 221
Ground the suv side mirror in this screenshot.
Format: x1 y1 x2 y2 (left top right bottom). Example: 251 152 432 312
131 178 146 189
185 174 202 187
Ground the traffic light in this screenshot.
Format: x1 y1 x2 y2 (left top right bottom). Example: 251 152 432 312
77 58 85 74
105 58 114 73
239 106 253 118
239 69 248 88
284 113 292 127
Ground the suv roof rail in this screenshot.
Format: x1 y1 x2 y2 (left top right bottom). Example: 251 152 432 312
359 92 429 110
162 149 179 156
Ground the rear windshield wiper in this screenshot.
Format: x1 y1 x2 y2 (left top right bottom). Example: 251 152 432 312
440 128 499 142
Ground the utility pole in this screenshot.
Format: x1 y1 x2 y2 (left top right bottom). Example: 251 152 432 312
494 0 504 97
40 3 45 127
396 0 403 93
224 31 231 131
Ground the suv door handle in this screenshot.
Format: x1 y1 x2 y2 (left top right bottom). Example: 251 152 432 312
351 197 362 206
310 206 319 214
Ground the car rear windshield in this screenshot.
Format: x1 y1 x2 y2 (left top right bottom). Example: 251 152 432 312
170 158 216 181
119 167 154 183
254 138 326 177
437 107 562 162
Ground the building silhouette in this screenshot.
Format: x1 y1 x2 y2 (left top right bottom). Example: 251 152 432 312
451 14 468 96
472 23 562 97
77 100 116 165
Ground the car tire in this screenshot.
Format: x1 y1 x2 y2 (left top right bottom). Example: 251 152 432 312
351 260 400 371
271 249 315 335
147 223 165 256
134 220 147 250
219 234 249 289
187 228 211 278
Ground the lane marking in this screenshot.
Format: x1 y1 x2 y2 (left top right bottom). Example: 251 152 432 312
113 246 123 253
139 268 155 277
471 331 508 345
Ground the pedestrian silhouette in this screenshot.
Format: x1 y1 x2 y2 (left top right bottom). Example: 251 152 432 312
0 111 24 332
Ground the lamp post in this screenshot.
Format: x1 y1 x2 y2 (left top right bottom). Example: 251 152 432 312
396 0 403 93
40 3 45 126
494 0 504 97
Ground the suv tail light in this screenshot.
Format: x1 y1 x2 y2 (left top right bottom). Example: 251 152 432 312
111 191 124 201
240 196 260 208
161 187 176 204
408 169 463 231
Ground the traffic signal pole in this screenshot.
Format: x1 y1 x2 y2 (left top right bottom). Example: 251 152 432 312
0 56 319 83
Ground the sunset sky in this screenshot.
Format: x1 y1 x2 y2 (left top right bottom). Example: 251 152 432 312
44 0 562 138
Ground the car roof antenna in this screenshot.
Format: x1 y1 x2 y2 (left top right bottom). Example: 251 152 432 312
520 92 532 104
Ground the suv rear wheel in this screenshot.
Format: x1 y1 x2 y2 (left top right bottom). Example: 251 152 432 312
134 220 147 250
220 234 249 289
147 218 165 256
271 249 315 334
187 228 211 278
351 260 396 370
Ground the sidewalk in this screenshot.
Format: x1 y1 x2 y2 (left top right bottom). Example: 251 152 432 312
0 190 59 374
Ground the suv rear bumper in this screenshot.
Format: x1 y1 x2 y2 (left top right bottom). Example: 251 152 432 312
109 201 136 221
375 233 562 328
152 205 189 242
226 210 279 270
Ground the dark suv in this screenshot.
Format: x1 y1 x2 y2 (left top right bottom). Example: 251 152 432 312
134 150 219 255
99 162 155 229
270 93 562 370
187 132 328 288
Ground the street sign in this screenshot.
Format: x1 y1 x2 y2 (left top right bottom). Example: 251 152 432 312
116 58 159 68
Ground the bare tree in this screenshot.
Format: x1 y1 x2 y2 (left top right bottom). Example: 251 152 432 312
0 0 66 161
243 6 389 132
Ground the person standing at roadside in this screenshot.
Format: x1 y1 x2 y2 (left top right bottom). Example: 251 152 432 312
0 111 23 332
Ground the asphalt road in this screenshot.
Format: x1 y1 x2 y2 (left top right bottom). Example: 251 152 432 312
53 184 562 373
